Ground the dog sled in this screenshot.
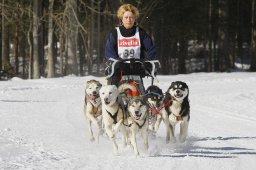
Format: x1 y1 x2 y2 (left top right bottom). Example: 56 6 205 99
105 58 161 96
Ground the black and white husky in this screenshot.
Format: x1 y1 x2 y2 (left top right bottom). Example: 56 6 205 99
144 85 171 142
144 86 164 134
162 81 190 143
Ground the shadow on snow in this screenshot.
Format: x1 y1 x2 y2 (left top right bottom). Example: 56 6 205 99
150 136 256 159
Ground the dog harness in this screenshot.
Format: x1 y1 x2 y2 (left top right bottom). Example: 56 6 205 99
148 100 173 115
90 103 101 117
106 106 120 124
165 99 187 121
134 117 147 129
85 94 101 117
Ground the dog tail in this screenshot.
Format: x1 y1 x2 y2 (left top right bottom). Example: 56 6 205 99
118 83 137 93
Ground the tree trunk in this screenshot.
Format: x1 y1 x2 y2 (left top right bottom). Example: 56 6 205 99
32 0 43 79
2 25 11 72
47 0 55 78
28 30 33 79
13 25 19 74
78 33 85 76
251 0 256 71
65 0 78 75
218 0 230 71
1 0 12 73
178 38 187 74
208 0 213 72
0 0 3 70
19 33 26 78
59 32 64 76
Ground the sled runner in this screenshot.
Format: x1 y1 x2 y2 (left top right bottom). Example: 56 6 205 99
105 58 161 96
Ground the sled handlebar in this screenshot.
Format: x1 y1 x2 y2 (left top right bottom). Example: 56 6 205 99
105 58 161 79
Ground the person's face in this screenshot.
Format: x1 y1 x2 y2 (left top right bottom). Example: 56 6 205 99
122 11 136 29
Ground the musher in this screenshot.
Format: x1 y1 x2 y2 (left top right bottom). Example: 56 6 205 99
104 3 159 95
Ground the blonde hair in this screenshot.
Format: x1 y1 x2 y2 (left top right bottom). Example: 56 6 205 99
117 4 139 20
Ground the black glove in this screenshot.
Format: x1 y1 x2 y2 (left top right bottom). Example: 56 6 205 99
117 57 123 61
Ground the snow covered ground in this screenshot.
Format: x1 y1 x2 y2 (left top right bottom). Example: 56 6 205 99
0 73 256 170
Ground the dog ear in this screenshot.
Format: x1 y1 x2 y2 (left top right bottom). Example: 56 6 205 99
85 82 89 89
168 82 175 90
98 82 102 88
182 82 188 89
159 88 163 96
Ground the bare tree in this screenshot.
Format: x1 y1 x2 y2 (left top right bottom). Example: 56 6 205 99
1 0 12 72
65 0 78 75
218 0 230 71
208 0 213 72
32 0 43 79
251 0 256 71
47 0 55 78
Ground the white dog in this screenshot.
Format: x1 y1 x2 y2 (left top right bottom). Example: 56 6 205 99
126 97 149 156
99 83 136 154
84 80 103 142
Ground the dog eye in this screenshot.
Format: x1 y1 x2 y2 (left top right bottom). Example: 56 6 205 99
109 92 112 95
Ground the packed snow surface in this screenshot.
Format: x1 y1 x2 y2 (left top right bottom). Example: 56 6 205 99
0 72 256 170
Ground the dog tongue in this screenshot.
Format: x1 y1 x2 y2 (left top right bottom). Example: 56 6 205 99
89 95 98 100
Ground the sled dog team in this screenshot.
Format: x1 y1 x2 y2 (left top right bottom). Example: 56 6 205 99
84 79 190 156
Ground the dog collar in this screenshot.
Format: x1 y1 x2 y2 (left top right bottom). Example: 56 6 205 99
128 111 148 129
135 117 147 129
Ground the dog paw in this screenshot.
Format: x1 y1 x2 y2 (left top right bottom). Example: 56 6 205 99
144 144 149 150
90 137 95 142
122 141 127 148
165 137 170 144
99 128 104 135
148 125 154 131
169 138 176 144
110 134 115 139
150 134 156 140
134 152 139 157
179 137 186 143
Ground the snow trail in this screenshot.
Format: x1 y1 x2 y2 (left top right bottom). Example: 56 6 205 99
1 73 256 170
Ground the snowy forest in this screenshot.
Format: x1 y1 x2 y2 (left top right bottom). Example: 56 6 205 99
0 0 256 79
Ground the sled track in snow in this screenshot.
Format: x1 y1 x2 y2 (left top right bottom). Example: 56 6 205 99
194 105 256 124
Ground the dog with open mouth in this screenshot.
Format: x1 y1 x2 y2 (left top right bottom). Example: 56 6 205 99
126 96 149 156
84 80 103 143
144 85 163 135
162 81 190 143
99 83 136 154
144 85 171 142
